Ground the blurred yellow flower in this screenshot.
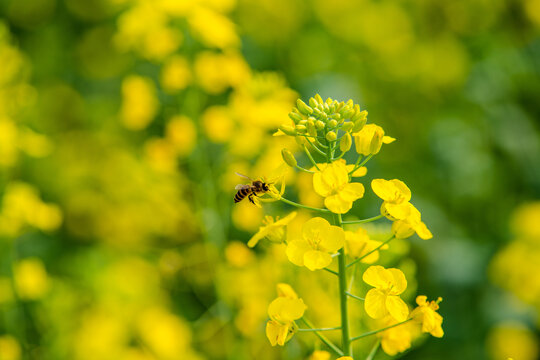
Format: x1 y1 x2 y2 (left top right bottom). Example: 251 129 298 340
225 241 255 267
188 7 239 49
363 265 409 322
371 178 412 220
487 322 539 360
313 161 365 213
248 211 297 247
410 295 443 337
308 350 330 360
0 335 21 360
160 55 191 93
14 258 50 300
345 227 388 263
266 286 307 346
286 217 345 271
137 307 193 359
201 105 235 143
165 115 197 157
276 283 299 299
120 75 158 130
194 51 250 94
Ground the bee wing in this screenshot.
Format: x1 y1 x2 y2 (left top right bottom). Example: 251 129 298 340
235 172 253 181
235 184 251 190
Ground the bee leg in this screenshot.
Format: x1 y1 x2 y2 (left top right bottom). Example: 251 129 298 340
248 194 255 205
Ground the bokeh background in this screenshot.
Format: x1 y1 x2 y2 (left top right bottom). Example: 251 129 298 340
0 0 539 359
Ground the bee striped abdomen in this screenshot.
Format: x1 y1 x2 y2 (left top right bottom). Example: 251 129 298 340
234 187 253 203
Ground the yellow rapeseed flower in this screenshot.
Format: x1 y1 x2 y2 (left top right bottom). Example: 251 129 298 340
410 296 444 338
13 258 50 300
353 124 395 156
286 217 345 271
313 161 365 214
266 285 307 346
308 350 331 360
391 203 433 240
363 265 409 322
371 178 412 220
379 317 414 356
248 211 297 248
345 227 388 263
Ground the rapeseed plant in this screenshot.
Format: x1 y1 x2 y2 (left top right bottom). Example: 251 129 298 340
243 95 443 358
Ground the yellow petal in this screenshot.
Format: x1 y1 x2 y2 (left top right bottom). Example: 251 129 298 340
386 295 409 322
266 320 281 346
349 166 367 177
286 238 311 266
363 265 393 289
414 221 433 240
371 179 411 203
324 194 352 214
392 220 415 239
303 250 332 271
340 182 365 201
384 202 411 220
276 283 298 299
383 135 396 144
364 288 388 319
302 217 331 241
415 295 428 306
319 225 345 253
313 171 333 197
268 297 306 322
388 268 407 295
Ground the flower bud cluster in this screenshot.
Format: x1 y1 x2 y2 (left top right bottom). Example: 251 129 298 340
279 95 368 143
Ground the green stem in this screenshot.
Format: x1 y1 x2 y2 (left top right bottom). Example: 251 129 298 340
347 235 395 268
346 292 365 302
301 318 344 356
303 144 321 170
349 154 373 176
295 165 315 173
342 214 384 224
350 319 412 342
334 213 352 356
347 263 357 292
366 340 381 360
304 137 327 156
324 267 339 276
298 326 341 332
279 197 331 213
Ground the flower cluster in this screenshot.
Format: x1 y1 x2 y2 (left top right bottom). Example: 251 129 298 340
244 95 443 358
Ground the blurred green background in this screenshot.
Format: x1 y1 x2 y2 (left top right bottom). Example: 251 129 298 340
0 0 539 359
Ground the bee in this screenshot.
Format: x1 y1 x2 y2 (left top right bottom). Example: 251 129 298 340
234 172 270 205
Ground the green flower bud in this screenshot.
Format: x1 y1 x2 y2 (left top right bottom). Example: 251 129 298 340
295 124 307 132
297 99 313 115
309 97 318 108
352 110 368 132
281 149 297 167
313 108 323 117
279 124 297 136
330 113 341 120
346 99 354 107
341 121 354 132
340 108 355 119
340 132 352 152
315 120 325 130
298 119 308 126
288 111 303 123
315 94 323 104
325 97 333 105
328 119 338 128
326 131 337 141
